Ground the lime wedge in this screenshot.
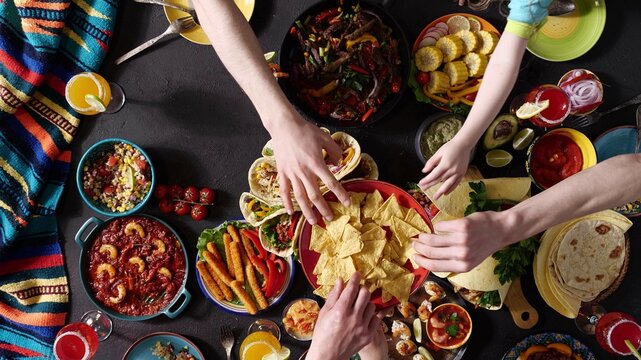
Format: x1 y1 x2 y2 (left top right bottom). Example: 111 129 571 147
418 346 435 360
625 340 641 360
413 318 422 343
124 165 136 188
262 346 291 360
512 128 535 150
485 149 513 168
264 51 277 63
85 94 107 113
516 100 550 119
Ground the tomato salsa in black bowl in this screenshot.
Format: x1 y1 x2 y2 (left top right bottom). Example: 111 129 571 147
75 214 191 321
277 0 410 127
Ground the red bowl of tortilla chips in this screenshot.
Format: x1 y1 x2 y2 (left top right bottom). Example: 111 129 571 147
299 179 432 308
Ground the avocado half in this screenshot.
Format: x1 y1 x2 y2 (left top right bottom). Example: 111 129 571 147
482 114 519 150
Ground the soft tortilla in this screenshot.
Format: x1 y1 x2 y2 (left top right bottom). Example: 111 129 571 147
239 192 288 227
248 157 282 204
328 131 362 180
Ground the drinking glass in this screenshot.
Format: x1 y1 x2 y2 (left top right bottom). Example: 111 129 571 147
65 72 125 115
575 305 641 357
524 84 570 128
53 310 112 360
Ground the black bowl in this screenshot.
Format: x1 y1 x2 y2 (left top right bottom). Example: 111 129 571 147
277 0 410 128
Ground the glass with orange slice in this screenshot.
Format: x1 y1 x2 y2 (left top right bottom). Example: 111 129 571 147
239 330 290 360
65 72 126 115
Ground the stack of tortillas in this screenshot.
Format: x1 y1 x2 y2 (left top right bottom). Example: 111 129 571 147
534 210 632 318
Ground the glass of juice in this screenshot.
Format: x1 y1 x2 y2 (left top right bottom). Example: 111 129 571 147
65 72 125 115
595 312 641 356
53 322 99 360
524 84 570 128
239 330 284 360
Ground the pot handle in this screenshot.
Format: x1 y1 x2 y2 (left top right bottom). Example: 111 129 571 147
75 217 103 248
164 288 191 319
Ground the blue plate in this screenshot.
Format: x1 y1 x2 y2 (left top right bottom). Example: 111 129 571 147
502 332 595 360
594 125 641 217
122 332 204 360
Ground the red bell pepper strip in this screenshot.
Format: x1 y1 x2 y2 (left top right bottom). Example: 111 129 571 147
348 64 369 75
241 229 267 260
286 213 302 239
264 258 279 298
272 258 287 292
361 108 375 122
315 8 340 23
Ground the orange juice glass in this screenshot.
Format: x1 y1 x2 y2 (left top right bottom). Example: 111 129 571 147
65 72 125 115
239 331 282 360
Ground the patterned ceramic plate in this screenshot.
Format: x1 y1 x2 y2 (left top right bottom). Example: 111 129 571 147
502 332 596 360
122 332 204 360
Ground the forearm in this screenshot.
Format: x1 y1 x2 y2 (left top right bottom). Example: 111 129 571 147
192 0 294 131
505 154 641 243
454 32 528 146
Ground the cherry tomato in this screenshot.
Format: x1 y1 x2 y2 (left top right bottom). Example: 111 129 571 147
199 187 215 204
154 184 168 199
464 92 477 101
191 204 208 221
135 159 148 171
106 156 118 167
174 201 191 216
169 184 183 200
183 186 199 202
158 198 174 213
102 185 115 194
97 167 110 177
417 71 430 86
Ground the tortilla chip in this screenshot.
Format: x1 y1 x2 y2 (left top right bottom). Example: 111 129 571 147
337 224 364 258
366 265 387 280
383 272 415 304
431 211 457 224
362 190 384 219
361 224 386 242
372 194 404 227
381 290 393 303
391 217 421 239
314 252 330 275
328 201 348 218
404 208 431 233
380 258 407 279
325 215 350 244
313 285 333 299
335 256 356 281
353 239 386 276
347 192 367 222
310 225 331 253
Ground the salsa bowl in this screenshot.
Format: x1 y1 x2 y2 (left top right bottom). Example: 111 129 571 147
75 214 191 321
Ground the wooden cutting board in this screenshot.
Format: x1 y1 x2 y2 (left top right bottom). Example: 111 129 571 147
505 278 539 329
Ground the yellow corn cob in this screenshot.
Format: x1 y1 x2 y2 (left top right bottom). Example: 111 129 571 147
463 52 488 77
443 61 469 86
426 71 450 94
477 30 499 55
415 46 443 72
436 35 464 62
455 29 479 54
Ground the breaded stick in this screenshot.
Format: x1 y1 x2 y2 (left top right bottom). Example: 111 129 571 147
196 261 224 301
230 241 245 283
223 233 235 278
239 230 257 258
230 280 258 315
206 242 222 261
203 260 233 301
203 250 234 285
246 264 268 310
227 224 242 243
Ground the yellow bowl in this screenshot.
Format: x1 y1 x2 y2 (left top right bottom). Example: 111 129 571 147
526 128 596 190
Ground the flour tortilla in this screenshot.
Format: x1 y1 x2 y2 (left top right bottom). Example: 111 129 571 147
343 153 379 180
248 157 282 204
447 256 512 310
328 132 362 180
239 192 288 227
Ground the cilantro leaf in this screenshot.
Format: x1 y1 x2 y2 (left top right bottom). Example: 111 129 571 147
446 324 459 337
478 290 501 309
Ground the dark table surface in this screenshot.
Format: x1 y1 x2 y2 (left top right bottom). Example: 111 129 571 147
58 0 641 359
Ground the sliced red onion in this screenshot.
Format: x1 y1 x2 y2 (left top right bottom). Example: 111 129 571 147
563 79 602 111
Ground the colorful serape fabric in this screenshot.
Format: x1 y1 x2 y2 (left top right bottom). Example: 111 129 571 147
0 0 117 357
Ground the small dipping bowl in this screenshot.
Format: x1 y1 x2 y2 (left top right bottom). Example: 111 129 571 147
415 112 471 164
281 298 320 341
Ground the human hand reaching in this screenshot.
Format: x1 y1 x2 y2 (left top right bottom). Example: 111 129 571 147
418 138 472 199
269 111 350 224
307 273 380 360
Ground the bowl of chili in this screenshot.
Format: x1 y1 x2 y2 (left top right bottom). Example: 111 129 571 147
75 214 191 321
277 0 410 127
526 128 597 190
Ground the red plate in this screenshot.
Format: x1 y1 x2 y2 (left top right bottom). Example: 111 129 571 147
299 179 432 308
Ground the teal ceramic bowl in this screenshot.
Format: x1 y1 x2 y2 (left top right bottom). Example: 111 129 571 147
75 214 191 321
76 138 155 217
122 332 204 360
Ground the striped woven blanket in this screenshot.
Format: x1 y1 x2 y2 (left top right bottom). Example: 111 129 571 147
0 0 117 357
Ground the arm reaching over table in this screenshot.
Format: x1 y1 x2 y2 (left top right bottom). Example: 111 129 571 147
307 272 381 360
413 153 641 273
192 0 350 224
419 0 552 199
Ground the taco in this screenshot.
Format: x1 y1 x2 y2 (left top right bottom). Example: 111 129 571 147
239 192 288 227
448 257 512 310
259 212 304 257
248 157 283 204
327 131 362 180
343 153 379 180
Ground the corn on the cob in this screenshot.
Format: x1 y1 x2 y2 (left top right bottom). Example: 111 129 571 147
426 71 450 94
463 52 488 77
415 46 443 72
443 61 469 86
477 30 499 55
455 30 479 54
436 35 464 62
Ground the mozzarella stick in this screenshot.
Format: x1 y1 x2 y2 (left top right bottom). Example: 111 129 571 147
203 250 234 285
206 242 222 261
223 233 235 278
240 230 257 258
204 259 233 301
197 261 224 301
246 264 268 310
230 280 258 315
230 241 245 283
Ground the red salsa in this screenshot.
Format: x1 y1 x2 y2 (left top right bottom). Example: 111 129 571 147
530 134 583 189
427 303 472 349
88 216 186 316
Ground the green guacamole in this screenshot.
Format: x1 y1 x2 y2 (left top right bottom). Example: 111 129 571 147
420 116 463 160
